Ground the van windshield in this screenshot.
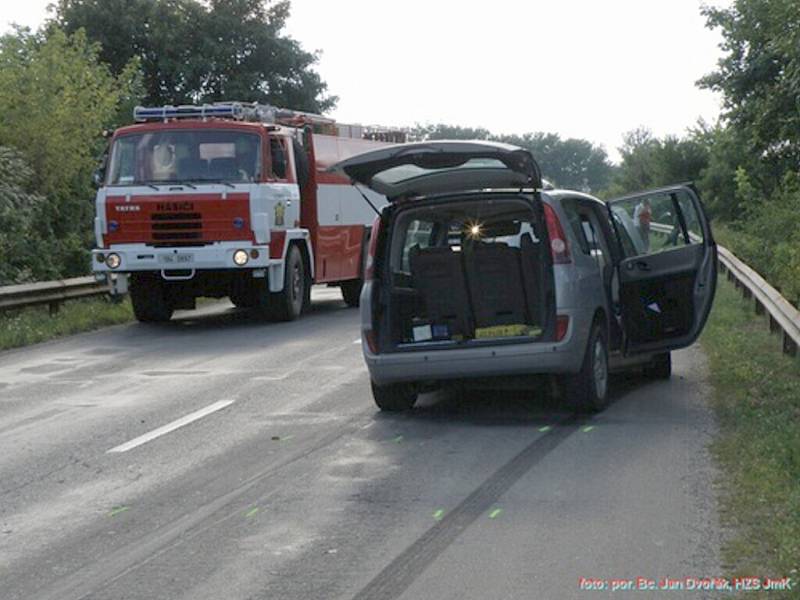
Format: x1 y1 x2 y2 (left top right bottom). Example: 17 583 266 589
107 130 261 185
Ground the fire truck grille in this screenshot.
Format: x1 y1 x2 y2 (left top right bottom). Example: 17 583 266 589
150 212 203 244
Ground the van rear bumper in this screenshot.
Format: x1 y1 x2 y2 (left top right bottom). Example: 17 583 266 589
363 308 592 385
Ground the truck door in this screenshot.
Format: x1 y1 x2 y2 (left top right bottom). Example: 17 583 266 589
606 184 717 355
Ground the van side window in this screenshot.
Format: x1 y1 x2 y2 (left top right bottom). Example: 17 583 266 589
270 138 288 179
560 199 590 254
401 220 434 272
610 189 704 257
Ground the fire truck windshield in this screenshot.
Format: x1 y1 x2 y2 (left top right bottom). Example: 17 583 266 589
107 129 261 185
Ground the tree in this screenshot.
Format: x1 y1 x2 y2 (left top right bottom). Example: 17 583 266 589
0 147 45 285
604 127 709 198
408 124 613 192
53 0 336 112
699 0 800 183
0 27 138 280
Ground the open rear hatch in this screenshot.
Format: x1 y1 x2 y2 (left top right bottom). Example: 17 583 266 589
331 141 555 351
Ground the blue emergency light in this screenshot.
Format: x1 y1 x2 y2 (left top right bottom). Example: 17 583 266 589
133 103 248 122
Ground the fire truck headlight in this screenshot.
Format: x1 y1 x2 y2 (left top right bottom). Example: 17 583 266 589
233 249 249 266
105 253 121 269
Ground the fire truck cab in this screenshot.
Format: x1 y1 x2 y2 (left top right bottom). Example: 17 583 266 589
92 103 402 322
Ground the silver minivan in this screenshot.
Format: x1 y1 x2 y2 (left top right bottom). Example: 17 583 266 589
333 141 717 412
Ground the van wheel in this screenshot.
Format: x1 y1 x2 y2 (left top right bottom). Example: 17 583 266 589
563 325 609 412
341 279 362 307
371 381 417 412
270 245 305 321
130 274 173 323
644 352 671 379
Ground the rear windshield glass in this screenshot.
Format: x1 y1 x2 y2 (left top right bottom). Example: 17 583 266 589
107 130 262 185
375 158 508 186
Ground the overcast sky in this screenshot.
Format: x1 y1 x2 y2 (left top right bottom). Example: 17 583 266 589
2 0 731 162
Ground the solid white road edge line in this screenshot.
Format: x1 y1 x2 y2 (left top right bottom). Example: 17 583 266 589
107 400 235 454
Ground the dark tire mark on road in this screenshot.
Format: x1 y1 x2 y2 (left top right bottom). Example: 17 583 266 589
352 416 580 600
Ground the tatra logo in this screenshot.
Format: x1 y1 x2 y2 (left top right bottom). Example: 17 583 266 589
115 205 141 212
156 201 194 211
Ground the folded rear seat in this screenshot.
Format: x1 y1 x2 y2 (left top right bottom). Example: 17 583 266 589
409 246 472 338
464 242 528 327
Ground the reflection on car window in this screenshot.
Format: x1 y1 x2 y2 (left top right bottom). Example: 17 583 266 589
610 189 703 258
401 220 434 271
560 199 590 255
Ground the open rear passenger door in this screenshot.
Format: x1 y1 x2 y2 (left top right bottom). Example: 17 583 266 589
607 184 717 355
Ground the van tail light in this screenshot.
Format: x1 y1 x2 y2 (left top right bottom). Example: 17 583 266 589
556 315 570 341
364 214 382 281
364 330 378 354
543 203 572 264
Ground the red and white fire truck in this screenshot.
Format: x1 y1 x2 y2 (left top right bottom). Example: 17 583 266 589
92 103 404 322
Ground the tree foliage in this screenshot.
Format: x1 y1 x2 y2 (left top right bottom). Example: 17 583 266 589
699 0 800 180
53 0 336 112
0 147 45 284
601 127 709 199
409 124 614 193
0 27 138 283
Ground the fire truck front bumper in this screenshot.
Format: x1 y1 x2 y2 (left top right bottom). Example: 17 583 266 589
92 242 273 275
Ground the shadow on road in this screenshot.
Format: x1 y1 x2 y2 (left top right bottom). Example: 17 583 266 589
372 370 652 430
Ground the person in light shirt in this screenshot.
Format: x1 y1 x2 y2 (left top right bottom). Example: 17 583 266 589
633 198 652 251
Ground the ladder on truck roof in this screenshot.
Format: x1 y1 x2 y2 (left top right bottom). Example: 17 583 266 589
132 102 406 141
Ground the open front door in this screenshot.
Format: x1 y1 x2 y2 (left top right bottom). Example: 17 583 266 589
607 184 717 355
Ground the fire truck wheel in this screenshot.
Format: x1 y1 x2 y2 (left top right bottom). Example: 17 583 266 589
270 245 305 321
130 275 174 323
340 279 362 307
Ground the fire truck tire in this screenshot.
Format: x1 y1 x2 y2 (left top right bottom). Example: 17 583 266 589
130 275 173 323
340 279 362 307
270 245 305 321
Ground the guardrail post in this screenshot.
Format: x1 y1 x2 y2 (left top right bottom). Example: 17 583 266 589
784 332 798 357
769 315 780 334
48 301 60 316
754 299 765 316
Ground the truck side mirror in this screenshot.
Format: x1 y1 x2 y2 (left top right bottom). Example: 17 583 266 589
92 167 105 189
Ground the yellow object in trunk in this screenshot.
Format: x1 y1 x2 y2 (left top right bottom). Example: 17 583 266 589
474 324 543 339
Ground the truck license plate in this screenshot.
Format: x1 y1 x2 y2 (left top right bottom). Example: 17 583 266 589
159 253 193 264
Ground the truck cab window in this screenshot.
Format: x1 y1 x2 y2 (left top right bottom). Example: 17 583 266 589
270 138 288 179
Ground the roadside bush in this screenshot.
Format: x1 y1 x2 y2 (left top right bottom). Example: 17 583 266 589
0 26 140 284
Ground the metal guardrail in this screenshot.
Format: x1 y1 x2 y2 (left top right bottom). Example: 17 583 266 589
649 222 799 357
0 276 110 315
717 245 799 357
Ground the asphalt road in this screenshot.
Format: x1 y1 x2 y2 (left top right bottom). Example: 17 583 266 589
0 287 723 599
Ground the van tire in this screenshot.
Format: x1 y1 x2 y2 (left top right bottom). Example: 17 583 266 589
269 245 305 321
371 380 417 412
644 352 671 380
130 274 173 323
341 279 362 307
563 325 609 413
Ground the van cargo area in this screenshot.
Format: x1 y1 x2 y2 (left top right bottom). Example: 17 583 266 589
382 195 554 350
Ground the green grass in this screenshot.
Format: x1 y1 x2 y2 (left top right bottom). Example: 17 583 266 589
701 278 800 597
0 296 134 351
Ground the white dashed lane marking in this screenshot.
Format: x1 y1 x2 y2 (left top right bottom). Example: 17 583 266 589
107 400 235 453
